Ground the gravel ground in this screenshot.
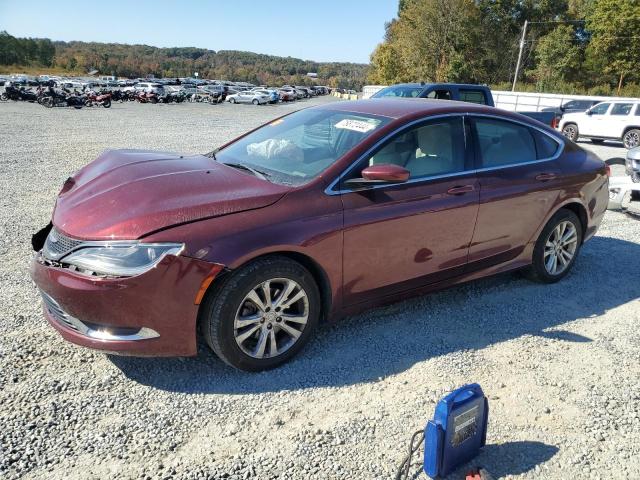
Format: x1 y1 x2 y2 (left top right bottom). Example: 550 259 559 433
1 97 639 480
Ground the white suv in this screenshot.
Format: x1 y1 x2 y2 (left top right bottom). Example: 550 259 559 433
559 101 640 149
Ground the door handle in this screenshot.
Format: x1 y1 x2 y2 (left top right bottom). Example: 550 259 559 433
536 173 556 182
447 185 475 195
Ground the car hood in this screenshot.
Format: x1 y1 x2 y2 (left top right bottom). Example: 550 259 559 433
53 149 291 240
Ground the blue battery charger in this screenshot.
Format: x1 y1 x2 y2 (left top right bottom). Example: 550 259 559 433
423 383 489 478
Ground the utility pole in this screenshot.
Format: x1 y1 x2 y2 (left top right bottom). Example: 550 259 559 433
512 20 528 92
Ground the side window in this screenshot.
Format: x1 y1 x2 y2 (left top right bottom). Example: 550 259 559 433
459 89 486 105
531 130 560 159
425 89 452 100
473 118 537 168
611 103 633 116
590 103 610 115
635 105 640 116
367 117 466 179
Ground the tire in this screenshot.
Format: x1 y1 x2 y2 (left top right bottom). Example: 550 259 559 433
201 256 321 371
0 93 7 101
562 123 579 142
102 99 111 108
252 99 259 105
525 209 583 284
150 97 158 104
623 129 640 149
590 139 604 144
229 98 236 104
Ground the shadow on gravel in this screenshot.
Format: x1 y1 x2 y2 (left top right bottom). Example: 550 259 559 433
109 235 640 394
448 441 559 479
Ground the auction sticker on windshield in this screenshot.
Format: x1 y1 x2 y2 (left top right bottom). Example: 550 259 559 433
335 118 378 133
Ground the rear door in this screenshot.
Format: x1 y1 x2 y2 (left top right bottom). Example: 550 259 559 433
604 103 634 138
467 115 564 268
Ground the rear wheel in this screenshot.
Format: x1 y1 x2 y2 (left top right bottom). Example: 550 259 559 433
623 129 640 149
229 98 236 104
102 99 111 108
562 123 579 142
202 256 320 371
525 209 582 283
252 99 259 105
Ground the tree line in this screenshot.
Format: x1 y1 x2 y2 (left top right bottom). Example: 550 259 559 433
0 31 368 89
369 0 640 96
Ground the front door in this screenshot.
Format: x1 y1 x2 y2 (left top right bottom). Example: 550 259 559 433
580 102 611 136
339 116 479 306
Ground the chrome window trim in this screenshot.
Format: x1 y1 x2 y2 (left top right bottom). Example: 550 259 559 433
324 112 564 196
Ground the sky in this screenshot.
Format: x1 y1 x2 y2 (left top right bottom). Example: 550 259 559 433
0 0 397 64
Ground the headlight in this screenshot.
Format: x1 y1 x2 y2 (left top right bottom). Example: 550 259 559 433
62 243 183 277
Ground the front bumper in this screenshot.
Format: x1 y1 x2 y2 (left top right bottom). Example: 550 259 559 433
30 253 218 356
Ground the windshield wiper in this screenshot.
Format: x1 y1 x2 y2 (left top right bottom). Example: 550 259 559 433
223 162 270 180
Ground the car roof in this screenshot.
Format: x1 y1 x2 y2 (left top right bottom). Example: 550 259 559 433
318 98 496 120
382 82 488 89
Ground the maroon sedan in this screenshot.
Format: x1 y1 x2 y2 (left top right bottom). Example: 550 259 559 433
30 99 609 371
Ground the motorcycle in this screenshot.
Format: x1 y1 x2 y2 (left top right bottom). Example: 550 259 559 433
2 85 38 102
136 91 158 104
84 91 112 108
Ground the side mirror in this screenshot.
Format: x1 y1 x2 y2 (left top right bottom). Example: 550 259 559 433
586 109 593 116
344 164 410 187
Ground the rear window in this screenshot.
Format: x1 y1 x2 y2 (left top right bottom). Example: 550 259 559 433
473 118 558 167
373 85 424 98
611 103 633 115
459 89 487 105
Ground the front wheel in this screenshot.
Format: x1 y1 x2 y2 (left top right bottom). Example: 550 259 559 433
102 99 111 108
201 256 320 371
562 123 579 142
229 98 236 104
525 209 582 283
623 129 640 149
252 99 259 105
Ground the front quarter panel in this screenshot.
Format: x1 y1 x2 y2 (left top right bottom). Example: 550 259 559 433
143 187 345 315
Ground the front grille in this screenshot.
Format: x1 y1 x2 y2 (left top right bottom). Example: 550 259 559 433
43 228 83 260
41 292 80 332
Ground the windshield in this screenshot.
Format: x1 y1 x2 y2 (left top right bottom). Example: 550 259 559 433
215 109 391 186
373 85 425 98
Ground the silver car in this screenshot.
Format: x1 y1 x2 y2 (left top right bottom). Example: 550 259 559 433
227 91 269 105
626 146 640 183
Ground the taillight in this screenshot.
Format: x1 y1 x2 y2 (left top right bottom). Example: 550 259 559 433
605 164 611 177
551 117 559 129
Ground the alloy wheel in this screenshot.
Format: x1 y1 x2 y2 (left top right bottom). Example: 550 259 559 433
233 278 309 359
544 221 578 275
623 130 640 149
562 124 578 141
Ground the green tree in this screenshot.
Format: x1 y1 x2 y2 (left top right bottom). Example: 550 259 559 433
530 25 582 91
585 0 640 94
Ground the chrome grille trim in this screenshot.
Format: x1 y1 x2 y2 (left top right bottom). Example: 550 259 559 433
40 291 160 341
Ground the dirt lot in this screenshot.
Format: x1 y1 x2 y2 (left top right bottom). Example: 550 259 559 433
0 97 638 480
